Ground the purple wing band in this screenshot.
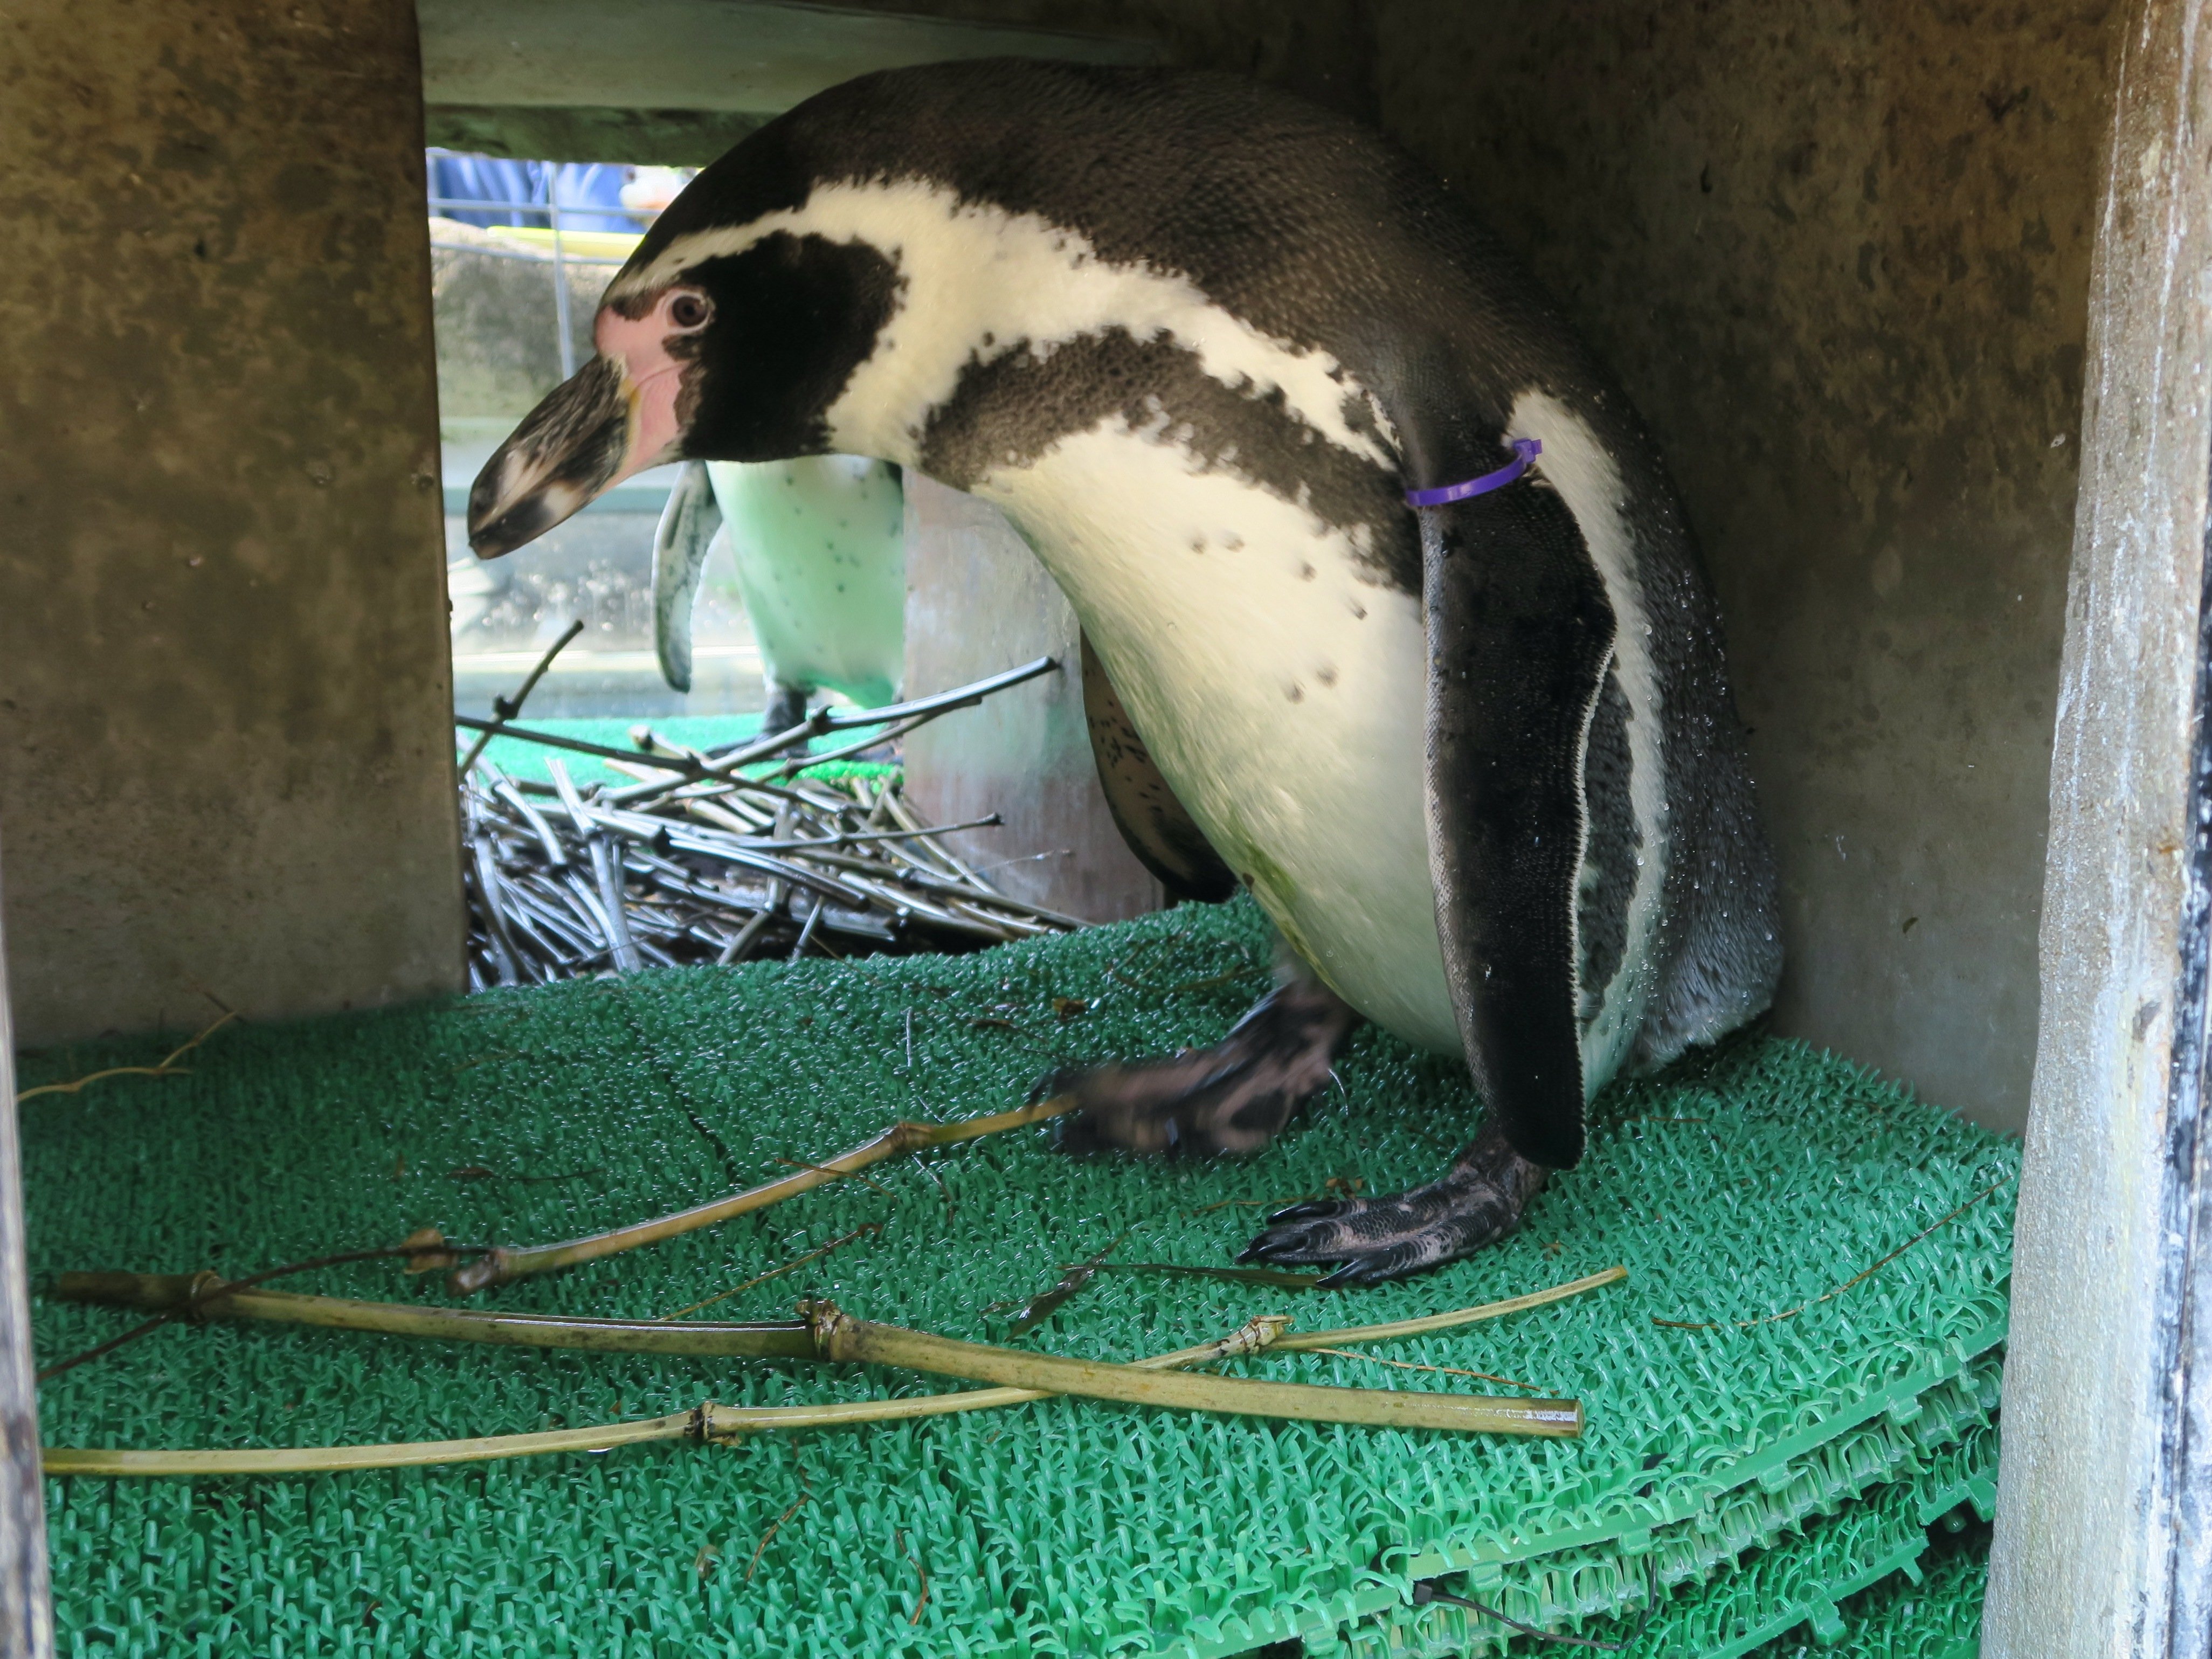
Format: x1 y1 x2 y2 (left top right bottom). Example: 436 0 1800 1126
1404 438 1543 508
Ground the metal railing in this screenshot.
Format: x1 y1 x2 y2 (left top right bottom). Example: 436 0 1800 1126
426 195 656 376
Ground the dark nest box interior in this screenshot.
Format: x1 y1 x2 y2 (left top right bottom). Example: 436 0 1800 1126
0 1 2206 1653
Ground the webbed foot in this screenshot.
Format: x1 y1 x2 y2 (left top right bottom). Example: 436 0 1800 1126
763 683 812 734
1238 1121 1549 1286
1053 979 1357 1157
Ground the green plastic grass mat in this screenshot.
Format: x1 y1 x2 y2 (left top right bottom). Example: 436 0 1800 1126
460 714 897 790
1749 1529 1988 1659
1346 1418 1996 1657
18 897 2016 1658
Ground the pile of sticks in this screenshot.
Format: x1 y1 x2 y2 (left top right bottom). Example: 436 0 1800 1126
458 657 1079 987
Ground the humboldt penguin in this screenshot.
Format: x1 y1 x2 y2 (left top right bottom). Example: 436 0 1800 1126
652 454 906 731
468 60 1782 1285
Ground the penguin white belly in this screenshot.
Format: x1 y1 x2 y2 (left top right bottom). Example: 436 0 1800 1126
977 426 1464 1056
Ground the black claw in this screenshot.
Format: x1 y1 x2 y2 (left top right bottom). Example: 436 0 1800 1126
1316 1244 1432 1288
1054 1113 1111 1157
1234 1151 1545 1287
1315 1260 1376 1290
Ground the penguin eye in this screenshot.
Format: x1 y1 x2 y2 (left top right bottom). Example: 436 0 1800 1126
666 291 712 331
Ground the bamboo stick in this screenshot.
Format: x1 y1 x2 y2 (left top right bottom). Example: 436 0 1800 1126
39 1317 1292 1478
55 1269 1623 1377
799 1301 1580 1436
445 1094 1079 1292
52 1273 817 1359
37 1282 1584 1479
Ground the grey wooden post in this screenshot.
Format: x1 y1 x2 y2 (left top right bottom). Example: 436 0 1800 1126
0 853 53 1657
1985 0 2212 1649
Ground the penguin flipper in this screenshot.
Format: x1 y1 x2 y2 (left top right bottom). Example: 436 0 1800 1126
1420 472 1616 1171
651 460 724 693
1079 634 1237 904
1242 463 1615 1285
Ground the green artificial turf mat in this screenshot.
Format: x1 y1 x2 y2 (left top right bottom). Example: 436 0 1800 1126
1752 1530 1988 1659
461 714 897 790
1346 1419 1996 1657
17 897 2017 1658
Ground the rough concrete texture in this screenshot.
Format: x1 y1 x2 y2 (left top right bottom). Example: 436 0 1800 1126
1987 0 2212 1643
902 475 1162 926
1371 0 2117 1132
417 0 1157 149
865 0 1375 120
419 2 1371 168
0 0 462 1046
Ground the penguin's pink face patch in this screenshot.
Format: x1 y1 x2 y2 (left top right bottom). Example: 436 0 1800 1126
595 285 715 486
464 285 715 561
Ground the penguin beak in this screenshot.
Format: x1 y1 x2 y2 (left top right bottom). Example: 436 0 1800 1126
467 304 693 559
467 356 637 559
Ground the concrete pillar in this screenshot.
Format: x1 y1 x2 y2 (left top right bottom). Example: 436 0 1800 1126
0 0 462 1045
1985 0 2212 1647
901 474 1162 925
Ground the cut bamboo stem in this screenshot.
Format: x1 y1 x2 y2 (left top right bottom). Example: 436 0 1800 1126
444 1093 1078 1292
53 1273 818 1359
35 1316 1298 1477
38 1280 1585 1478
800 1300 1580 1436
56 1268 1623 1377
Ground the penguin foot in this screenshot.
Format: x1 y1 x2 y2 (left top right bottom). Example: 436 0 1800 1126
1238 1122 1549 1287
762 683 812 744
1052 980 1358 1157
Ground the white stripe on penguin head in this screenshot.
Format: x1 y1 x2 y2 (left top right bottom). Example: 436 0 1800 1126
608 179 1399 473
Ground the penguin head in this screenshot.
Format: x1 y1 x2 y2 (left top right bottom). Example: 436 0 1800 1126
466 156 902 560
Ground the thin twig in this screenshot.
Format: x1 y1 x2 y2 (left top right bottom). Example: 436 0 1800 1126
16 1011 237 1106
39 1236 485 1382
744 1493 812 1584
1413 1583 1624 1650
654 1226 880 1322
1006 1228 1133 1337
1651 1182 2011 1330
457 617 584 775
898 1529 929 1625
1270 1265 1628 1351
1302 1348 1550 1393
1085 1262 1324 1291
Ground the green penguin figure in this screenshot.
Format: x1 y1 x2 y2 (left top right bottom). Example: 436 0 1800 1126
652 453 905 726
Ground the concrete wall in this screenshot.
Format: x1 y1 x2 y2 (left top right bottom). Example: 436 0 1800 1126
0 0 462 1046
1372 0 2118 1133
864 0 1374 121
